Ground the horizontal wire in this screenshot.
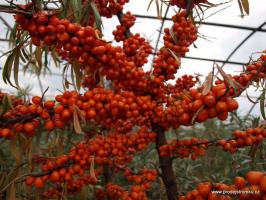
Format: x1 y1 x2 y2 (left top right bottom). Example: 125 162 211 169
134 14 266 32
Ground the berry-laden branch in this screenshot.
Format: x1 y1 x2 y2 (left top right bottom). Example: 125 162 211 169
178 171 266 200
0 1 266 200
160 126 266 160
23 127 157 199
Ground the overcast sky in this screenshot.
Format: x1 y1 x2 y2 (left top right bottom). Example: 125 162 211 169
0 0 266 117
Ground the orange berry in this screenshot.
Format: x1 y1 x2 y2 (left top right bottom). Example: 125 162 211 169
215 101 227 113
259 175 266 192
226 98 238 112
25 176 35 186
34 177 44 188
179 113 191 124
197 109 209 122
217 112 228 121
44 120 55 131
32 96 41 105
246 171 264 185
24 122 35 133
192 99 203 111
197 183 212 197
50 171 60 182
87 109 96 119
203 95 216 107
44 100 55 109
61 109 71 120
234 176 246 189
54 104 64 114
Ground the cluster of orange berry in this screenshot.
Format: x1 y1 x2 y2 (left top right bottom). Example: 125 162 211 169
96 169 157 200
54 88 156 129
233 56 266 87
16 9 151 92
159 127 266 159
25 128 156 196
152 51 266 130
82 0 129 18
152 83 239 129
215 54 266 92
104 183 150 200
170 0 208 9
174 75 198 91
178 171 266 200
159 138 208 160
164 11 197 57
0 87 158 139
43 173 100 198
0 95 56 138
113 11 136 42
152 47 181 82
152 11 197 83
105 183 125 199
218 127 266 153
123 33 153 67
124 168 157 184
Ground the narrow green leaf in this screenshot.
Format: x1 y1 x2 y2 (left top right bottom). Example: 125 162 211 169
260 89 266 120
90 2 103 30
2 53 17 88
81 2 91 26
73 64 81 91
0 95 12 116
13 50 20 89
21 48 29 61
71 0 81 22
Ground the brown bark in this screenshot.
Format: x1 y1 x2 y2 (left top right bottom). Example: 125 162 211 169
152 124 177 200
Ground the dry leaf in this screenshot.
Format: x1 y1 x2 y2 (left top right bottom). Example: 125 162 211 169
237 0 245 18
169 27 178 44
73 107 82 134
241 0 249 15
90 156 97 181
167 48 181 65
191 105 204 124
74 105 86 123
202 71 214 95
10 137 21 166
216 63 244 92
7 183 16 200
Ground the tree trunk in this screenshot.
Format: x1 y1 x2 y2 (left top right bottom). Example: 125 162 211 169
152 124 177 200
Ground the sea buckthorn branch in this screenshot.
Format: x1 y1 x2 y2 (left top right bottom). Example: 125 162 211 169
96 168 157 200
0 1 266 200
23 127 156 198
116 11 132 39
153 123 178 200
0 88 158 139
153 52 266 129
160 127 266 160
178 171 266 200
12 4 198 96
